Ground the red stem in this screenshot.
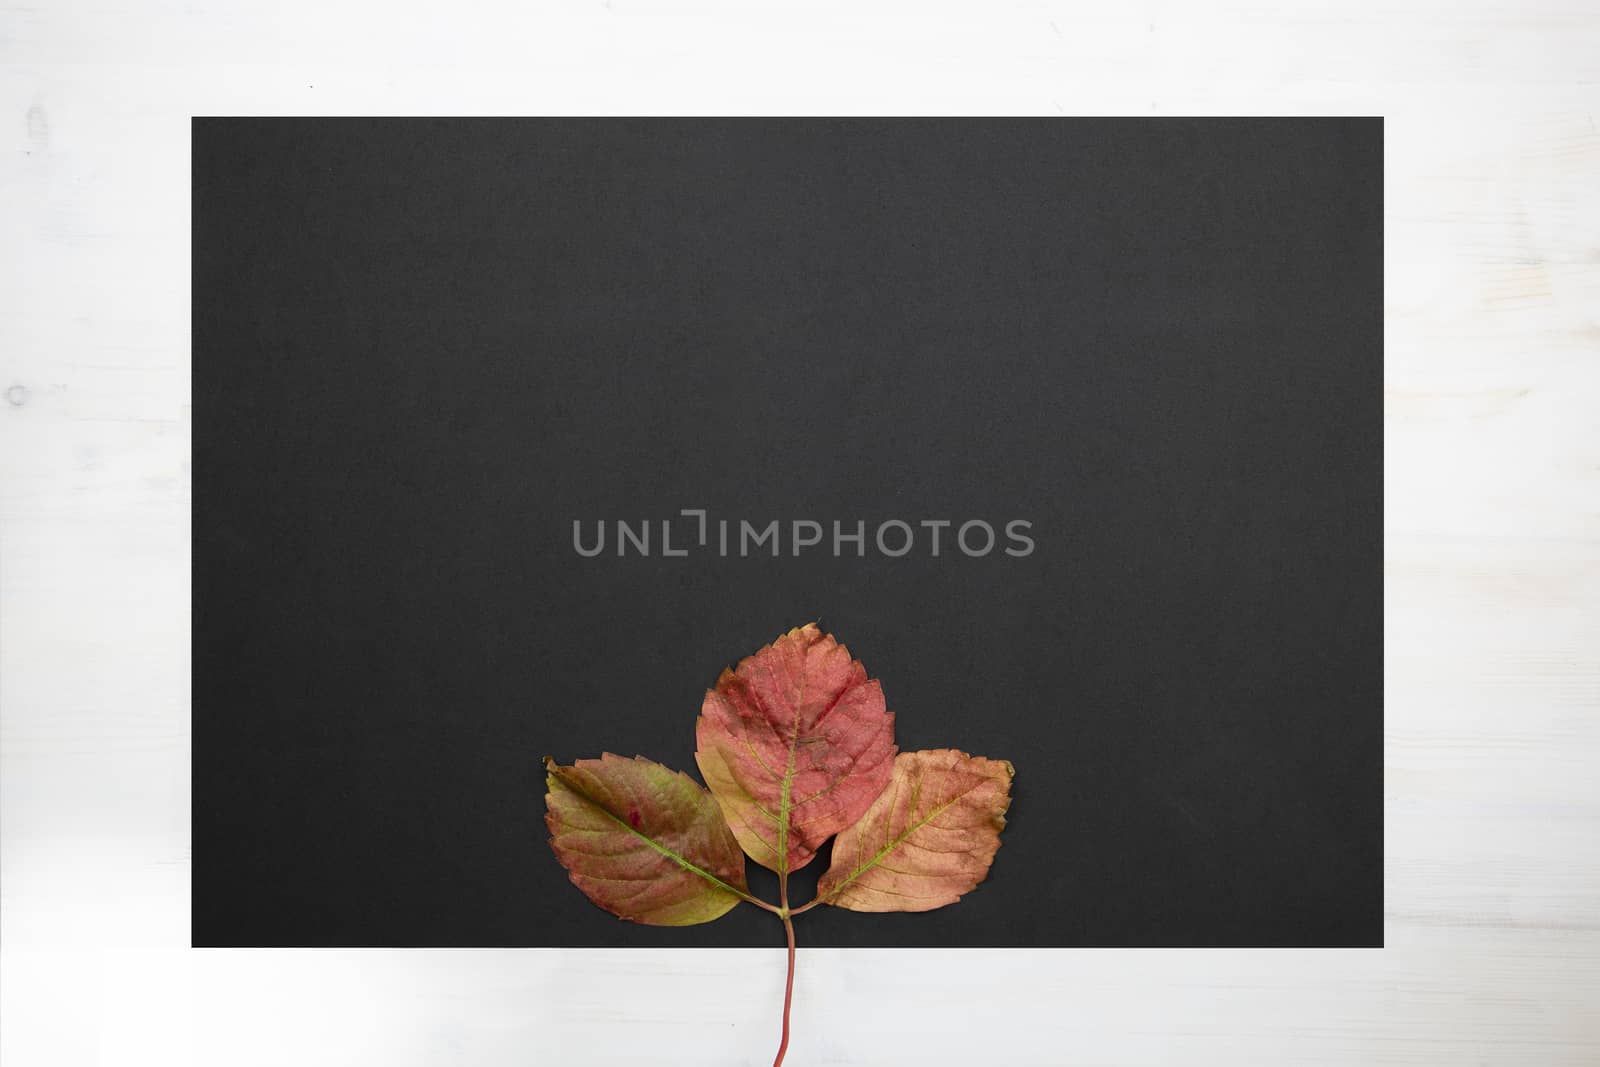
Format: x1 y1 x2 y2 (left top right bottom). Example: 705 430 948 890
772 876 796 1067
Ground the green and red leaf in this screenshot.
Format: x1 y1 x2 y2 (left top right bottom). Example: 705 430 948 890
544 753 750 926
544 629 1016 1066
695 624 897 873
815 748 1014 912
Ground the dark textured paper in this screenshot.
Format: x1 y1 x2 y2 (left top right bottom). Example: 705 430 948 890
193 118 1382 948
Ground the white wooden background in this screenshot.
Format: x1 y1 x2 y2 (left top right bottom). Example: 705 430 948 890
3 1 1598 1063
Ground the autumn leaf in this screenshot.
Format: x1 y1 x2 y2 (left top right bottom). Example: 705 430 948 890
544 627 1015 1067
544 753 753 926
695 623 897 874
813 749 1014 913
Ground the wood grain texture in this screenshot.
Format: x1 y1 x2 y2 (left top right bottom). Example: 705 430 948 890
2 0 1598 1062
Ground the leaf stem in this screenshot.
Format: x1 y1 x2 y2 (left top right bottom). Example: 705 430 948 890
742 891 783 914
773 873 795 1067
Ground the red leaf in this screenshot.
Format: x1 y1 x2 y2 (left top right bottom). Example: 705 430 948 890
695 624 897 873
545 753 751 926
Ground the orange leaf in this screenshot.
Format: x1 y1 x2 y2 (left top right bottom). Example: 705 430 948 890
815 749 1013 912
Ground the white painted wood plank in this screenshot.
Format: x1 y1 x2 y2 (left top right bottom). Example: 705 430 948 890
3 1 1598 1063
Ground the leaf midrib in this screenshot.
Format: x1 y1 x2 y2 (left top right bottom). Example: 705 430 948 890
770 654 801 875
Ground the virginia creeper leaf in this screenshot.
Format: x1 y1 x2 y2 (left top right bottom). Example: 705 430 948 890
695 624 897 873
814 748 1014 912
544 753 750 926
